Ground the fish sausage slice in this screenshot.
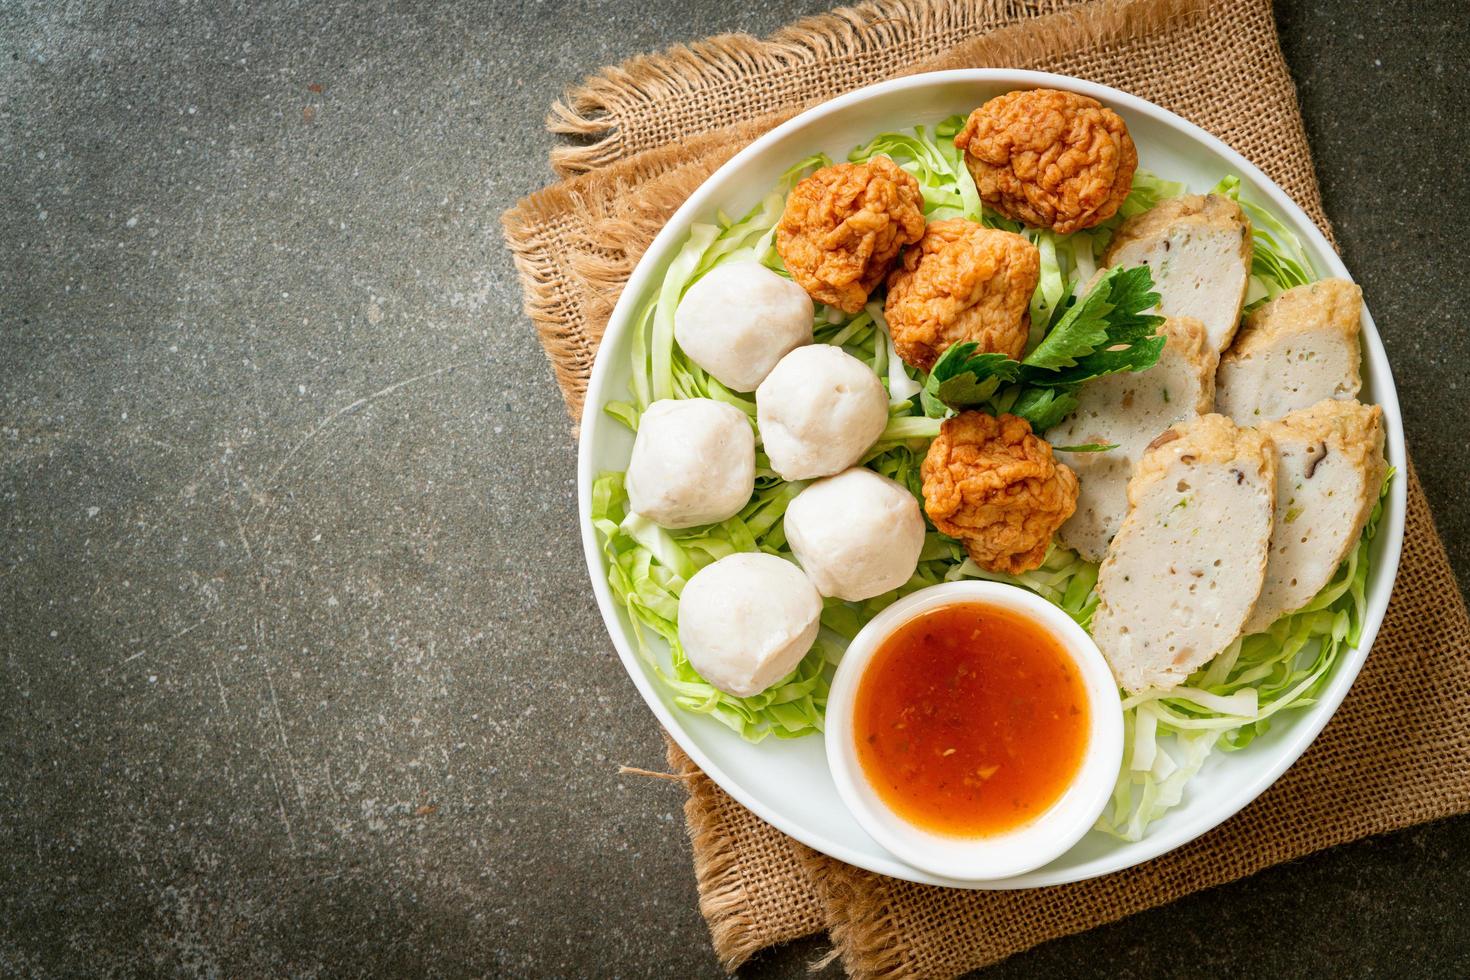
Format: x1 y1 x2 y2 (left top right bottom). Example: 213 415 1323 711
1103 194 1253 354
1243 399 1386 634
1051 316 1218 561
1216 278 1363 423
1092 414 1276 694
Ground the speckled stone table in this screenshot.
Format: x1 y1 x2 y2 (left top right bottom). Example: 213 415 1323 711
2 1 1467 976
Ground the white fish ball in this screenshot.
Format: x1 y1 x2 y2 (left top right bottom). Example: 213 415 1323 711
785 468 926 601
756 345 889 481
677 553 822 698
674 262 814 392
626 398 755 529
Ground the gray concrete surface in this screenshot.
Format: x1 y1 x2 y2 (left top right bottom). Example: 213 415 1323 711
1 0 1466 976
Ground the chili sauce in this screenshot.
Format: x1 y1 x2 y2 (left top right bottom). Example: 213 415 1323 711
853 603 1090 837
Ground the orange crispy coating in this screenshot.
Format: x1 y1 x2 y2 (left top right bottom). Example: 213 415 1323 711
954 88 1137 234
775 157 927 314
884 219 1039 371
921 412 1079 574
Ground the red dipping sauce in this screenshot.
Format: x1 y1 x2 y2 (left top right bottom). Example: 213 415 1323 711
852 602 1090 837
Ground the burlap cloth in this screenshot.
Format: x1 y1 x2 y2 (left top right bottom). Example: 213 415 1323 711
503 0 1470 974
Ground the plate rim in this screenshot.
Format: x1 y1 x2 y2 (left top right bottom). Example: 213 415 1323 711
574 68 1408 888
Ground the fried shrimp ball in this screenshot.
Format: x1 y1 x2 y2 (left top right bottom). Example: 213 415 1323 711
954 88 1137 234
775 157 926 314
884 219 1040 371
920 412 1079 574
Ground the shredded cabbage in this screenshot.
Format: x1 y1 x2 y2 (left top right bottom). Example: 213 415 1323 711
943 545 1101 627
1212 174 1316 307
593 472 833 741
595 119 1379 836
1119 171 1191 218
849 115 982 222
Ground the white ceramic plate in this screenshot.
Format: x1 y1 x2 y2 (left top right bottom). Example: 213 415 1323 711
576 69 1407 888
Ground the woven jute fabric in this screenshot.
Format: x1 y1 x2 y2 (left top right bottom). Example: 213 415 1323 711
502 0 1470 975
546 0 1075 176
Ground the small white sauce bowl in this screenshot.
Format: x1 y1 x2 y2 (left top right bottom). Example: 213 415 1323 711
824 580 1123 881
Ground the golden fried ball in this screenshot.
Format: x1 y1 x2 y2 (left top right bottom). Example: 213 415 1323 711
920 412 1079 574
775 157 927 314
884 219 1039 371
954 88 1137 234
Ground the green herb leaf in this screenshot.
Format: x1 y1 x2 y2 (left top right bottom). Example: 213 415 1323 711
1007 386 1079 430
919 343 1020 417
915 267 1166 422
1022 265 1163 377
1034 333 1169 389
1052 442 1120 453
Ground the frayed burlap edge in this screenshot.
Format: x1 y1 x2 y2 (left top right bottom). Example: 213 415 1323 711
801 854 908 979
568 0 1209 241
664 735 831 971
666 738 771 970
546 0 1078 174
502 134 760 421
501 193 590 422
906 0 1202 79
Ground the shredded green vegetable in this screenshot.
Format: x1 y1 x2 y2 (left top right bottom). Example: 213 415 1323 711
1212 173 1316 308
595 116 1380 835
593 472 833 741
600 150 935 741
849 115 982 222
